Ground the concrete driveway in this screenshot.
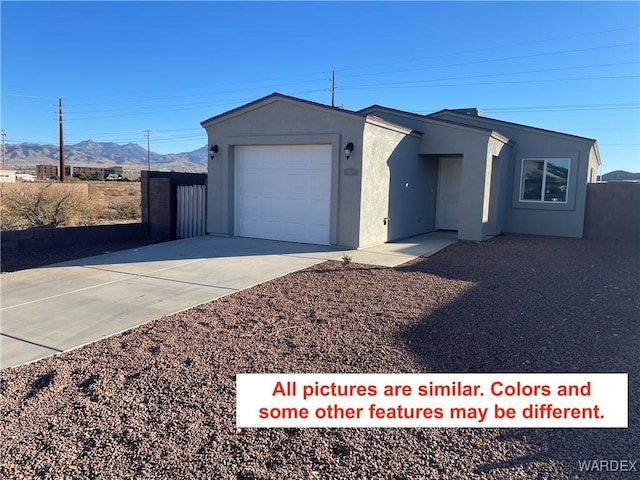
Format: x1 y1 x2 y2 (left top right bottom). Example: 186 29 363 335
1 232 456 369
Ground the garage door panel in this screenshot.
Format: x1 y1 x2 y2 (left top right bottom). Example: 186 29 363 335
285 222 307 237
285 173 310 190
235 145 331 245
284 200 307 215
239 172 261 186
285 155 309 167
262 173 282 187
310 199 330 215
311 174 330 190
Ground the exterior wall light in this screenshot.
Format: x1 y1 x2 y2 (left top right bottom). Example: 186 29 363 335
209 144 219 159
344 142 354 159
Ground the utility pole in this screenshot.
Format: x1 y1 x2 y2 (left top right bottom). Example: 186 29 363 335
144 130 151 171
1 129 6 165
331 71 335 108
59 98 65 182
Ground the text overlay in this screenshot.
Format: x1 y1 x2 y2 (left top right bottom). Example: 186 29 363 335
236 373 628 428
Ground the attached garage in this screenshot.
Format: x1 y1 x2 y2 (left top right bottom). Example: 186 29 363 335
203 93 600 246
234 144 332 245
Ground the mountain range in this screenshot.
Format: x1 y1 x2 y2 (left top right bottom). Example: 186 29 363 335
601 170 640 182
4 141 638 180
4 140 207 173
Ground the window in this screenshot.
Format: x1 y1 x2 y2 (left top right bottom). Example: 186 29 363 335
520 158 570 203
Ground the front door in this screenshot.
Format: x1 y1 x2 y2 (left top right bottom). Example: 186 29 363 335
437 157 463 230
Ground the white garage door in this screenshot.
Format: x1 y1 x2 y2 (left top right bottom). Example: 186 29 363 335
235 145 331 245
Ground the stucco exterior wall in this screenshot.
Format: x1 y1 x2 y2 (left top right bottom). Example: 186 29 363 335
483 138 512 237
587 145 600 183
202 97 598 248
485 142 513 237
420 122 500 241
202 99 367 248
504 138 592 238
434 112 596 238
359 122 423 247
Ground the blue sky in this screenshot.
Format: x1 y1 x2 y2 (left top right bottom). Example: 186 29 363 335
1 1 638 173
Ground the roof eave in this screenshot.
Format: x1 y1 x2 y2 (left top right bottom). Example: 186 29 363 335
201 92 365 128
430 109 598 144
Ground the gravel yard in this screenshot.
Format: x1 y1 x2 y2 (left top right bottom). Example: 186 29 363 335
1 234 638 479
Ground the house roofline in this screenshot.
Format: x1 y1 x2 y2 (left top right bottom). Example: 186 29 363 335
364 115 423 137
201 92 365 127
429 109 598 144
360 104 510 143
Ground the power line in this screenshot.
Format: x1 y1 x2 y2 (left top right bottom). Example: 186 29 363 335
332 26 640 76
62 88 329 121
342 75 638 92
339 42 639 81
68 60 637 114
61 71 639 122
57 44 639 113
64 77 329 108
23 25 639 103
339 61 639 89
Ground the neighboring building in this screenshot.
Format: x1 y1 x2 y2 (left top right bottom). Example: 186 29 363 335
201 93 600 248
35 164 124 180
36 164 59 180
104 166 124 179
0 165 16 183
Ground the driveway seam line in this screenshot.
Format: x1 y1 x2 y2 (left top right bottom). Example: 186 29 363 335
1 259 217 311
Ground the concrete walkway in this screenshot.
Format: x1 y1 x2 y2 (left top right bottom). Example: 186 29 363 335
1 232 456 369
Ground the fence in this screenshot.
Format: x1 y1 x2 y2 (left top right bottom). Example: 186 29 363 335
176 184 206 238
1 223 149 255
141 171 207 242
584 182 639 243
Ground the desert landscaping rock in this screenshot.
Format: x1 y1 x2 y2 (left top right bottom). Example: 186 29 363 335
1 235 638 479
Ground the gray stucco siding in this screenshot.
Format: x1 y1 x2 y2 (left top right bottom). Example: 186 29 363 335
358 107 427 133
360 122 424 247
505 149 588 238
203 95 599 247
203 98 368 248
433 111 596 239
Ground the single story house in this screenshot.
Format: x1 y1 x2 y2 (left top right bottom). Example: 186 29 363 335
201 93 600 248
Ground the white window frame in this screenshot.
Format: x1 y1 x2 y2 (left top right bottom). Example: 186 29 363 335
519 158 571 203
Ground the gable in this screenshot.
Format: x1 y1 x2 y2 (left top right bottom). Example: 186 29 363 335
201 92 365 128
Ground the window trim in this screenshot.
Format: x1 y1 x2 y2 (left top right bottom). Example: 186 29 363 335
519 157 571 204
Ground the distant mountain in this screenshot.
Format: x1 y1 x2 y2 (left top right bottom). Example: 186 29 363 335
4 140 207 172
601 170 640 182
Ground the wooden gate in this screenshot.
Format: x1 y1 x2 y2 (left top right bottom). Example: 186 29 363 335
176 184 206 239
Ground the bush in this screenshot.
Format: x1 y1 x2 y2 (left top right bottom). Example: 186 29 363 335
1 183 92 230
97 199 140 221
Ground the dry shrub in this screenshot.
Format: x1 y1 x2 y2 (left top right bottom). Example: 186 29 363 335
1 183 92 230
97 199 141 222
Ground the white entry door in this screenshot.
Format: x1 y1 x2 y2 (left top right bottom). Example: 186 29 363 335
235 145 331 245
437 157 463 231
